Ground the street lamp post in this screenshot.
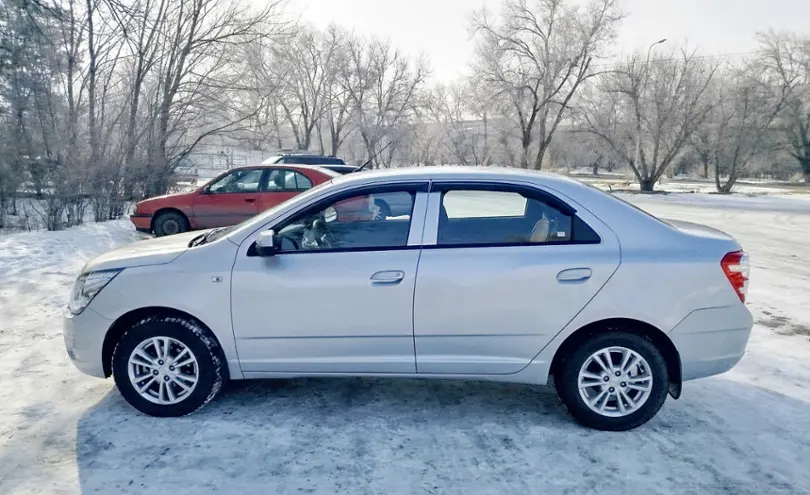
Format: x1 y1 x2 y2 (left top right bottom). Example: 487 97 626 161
634 38 667 191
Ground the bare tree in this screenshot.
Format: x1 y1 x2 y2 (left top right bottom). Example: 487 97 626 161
428 82 493 166
271 25 340 152
758 31 810 181
136 0 285 196
323 25 355 156
341 36 429 167
695 61 790 193
470 0 621 170
581 48 717 191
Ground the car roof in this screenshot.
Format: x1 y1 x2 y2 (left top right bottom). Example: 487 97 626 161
329 165 581 189
228 164 324 173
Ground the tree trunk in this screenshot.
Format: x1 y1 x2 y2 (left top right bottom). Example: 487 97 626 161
592 161 599 176
713 159 729 193
702 160 709 179
520 140 530 169
532 144 545 170
639 178 655 193
799 153 810 182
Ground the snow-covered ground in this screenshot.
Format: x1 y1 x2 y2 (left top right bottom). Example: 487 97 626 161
1 193 810 494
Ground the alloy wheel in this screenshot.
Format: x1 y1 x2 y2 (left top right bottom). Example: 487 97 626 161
127 336 199 405
577 346 653 418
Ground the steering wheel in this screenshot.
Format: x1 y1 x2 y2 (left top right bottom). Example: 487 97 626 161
310 219 337 249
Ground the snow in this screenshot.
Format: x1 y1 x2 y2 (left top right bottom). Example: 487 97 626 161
1 195 810 494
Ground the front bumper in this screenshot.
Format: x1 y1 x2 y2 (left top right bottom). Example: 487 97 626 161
130 213 152 233
62 306 112 378
669 305 753 381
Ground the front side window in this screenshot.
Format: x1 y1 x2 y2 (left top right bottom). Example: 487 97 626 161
207 169 264 194
275 189 416 252
437 188 598 246
264 170 313 192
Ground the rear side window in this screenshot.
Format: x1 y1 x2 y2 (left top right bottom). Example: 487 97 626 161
437 188 599 246
263 170 313 192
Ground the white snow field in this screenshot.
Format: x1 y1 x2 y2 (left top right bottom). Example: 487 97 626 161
1 193 810 495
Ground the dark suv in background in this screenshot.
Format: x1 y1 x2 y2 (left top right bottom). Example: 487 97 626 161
262 154 359 175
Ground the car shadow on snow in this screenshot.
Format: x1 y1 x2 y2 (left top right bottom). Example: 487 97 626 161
75 377 810 495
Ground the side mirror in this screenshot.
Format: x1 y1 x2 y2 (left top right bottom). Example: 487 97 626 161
255 230 277 257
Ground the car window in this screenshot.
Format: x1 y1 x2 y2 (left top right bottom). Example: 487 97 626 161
275 190 416 252
207 169 263 194
443 190 527 218
263 170 313 192
438 188 599 246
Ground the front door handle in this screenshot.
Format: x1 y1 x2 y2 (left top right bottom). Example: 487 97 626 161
557 268 592 283
370 270 405 284
244 198 256 203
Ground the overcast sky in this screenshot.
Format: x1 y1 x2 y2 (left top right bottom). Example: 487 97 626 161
290 0 810 82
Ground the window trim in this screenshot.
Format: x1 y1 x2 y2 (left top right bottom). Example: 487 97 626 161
425 181 601 249
247 181 430 256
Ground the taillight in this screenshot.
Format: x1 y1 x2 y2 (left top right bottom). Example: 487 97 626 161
721 251 749 303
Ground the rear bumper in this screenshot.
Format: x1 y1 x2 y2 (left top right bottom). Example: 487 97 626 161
669 305 753 381
130 213 152 233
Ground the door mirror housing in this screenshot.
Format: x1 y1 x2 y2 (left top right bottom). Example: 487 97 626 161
255 230 277 257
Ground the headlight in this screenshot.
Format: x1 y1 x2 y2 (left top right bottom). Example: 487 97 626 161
68 269 121 315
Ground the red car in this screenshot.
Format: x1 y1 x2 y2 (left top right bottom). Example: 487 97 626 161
130 165 338 236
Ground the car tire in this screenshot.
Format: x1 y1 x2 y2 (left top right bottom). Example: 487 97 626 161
554 332 669 431
374 199 391 220
153 211 189 237
111 316 227 417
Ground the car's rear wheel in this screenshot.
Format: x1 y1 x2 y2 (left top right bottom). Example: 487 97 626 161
111 316 227 417
153 211 189 237
554 332 669 431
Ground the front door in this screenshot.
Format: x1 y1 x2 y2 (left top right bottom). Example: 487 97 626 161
413 185 620 375
230 184 429 374
193 168 264 228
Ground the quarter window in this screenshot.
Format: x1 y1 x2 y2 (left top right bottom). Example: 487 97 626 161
274 189 417 252
437 188 599 246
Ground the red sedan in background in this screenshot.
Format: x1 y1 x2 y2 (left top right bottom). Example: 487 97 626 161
131 164 338 236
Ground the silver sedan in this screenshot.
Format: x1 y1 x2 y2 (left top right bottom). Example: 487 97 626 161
63 167 752 430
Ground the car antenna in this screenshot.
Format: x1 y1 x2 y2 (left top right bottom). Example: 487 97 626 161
353 141 393 173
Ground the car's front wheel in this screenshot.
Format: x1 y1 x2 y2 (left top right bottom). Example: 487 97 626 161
111 316 227 417
555 332 669 431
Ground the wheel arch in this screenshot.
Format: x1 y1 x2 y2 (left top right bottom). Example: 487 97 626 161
151 207 191 232
549 318 682 395
101 306 223 378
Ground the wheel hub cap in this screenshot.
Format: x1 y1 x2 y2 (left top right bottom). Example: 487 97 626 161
577 346 653 418
128 337 199 405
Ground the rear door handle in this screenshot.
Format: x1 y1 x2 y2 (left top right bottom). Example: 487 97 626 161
370 270 405 284
244 198 256 203
557 268 592 283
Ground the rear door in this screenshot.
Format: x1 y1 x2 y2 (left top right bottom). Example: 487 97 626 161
413 182 620 375
193 168 263 228
256 168 314 214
